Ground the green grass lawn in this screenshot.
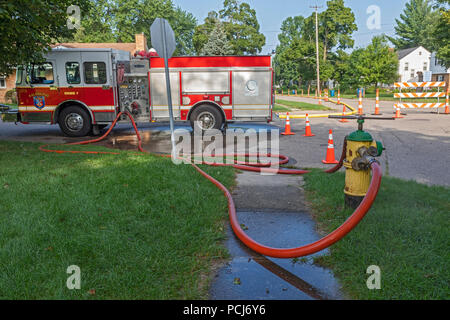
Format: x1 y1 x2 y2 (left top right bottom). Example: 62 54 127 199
0 141 235 299
303 169 449 300
275 99 332 111
273 104 291 112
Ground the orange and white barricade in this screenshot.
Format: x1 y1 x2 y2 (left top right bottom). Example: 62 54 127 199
445 87 449 114
394 82 448 115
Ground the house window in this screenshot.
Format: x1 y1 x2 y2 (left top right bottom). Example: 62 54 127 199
404 62 409 71
423 62 427 71
65 62 80 84
419 51 422 56
27 63 54 84
84 62 107 84
411 69 415 78
0 77 5 89
438 75 444 81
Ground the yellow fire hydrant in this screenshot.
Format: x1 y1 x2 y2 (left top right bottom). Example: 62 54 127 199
343 118 384 208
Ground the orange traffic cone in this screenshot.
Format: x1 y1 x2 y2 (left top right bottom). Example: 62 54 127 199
281 112 295 135
393 105 404 118
358 90 364 115
339 105 348 123
303 114 315 137
372 88 382 115
322 130 339 164
337 89 341 105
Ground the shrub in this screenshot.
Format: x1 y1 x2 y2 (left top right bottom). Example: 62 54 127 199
5 89 17 104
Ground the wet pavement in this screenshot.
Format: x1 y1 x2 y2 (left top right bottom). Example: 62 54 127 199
210 215 343 300
209 171 344 300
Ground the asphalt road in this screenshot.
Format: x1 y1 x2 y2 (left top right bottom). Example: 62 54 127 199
1 96 449 186
275 95 450 187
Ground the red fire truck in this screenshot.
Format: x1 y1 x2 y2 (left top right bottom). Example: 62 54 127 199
3 48 274 137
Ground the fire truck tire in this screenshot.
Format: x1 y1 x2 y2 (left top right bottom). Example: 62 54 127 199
190 105 224 131
58 106 92 137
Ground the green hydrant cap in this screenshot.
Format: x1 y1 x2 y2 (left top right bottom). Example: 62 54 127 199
347 130 373 142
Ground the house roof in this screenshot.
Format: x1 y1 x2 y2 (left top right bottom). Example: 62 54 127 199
52 42 137 54
397 46 430 60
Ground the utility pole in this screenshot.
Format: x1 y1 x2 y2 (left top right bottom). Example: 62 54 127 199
310 5 322 101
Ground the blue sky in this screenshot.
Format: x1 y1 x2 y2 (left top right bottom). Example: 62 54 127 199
173 0 410 53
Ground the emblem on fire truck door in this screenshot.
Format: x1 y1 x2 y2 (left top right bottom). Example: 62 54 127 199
33 96 46 110
245 80 259 96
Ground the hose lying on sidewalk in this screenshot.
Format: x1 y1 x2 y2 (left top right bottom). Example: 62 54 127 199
40 111 382 258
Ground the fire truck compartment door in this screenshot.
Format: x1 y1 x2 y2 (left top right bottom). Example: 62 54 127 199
182 71 229 93
150 72 180 119
233 70 271 118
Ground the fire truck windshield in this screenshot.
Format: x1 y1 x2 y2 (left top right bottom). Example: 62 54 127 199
15 66 24 85
26 63 54 85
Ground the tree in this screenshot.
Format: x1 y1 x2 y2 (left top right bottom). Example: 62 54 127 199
273 15 306 85
68 0 115 43
171 7 197 55
350 36 399 88
432 0 450 68
193 11 220 55
219 0 266 55
0 0 90 75
332 50 353 89
71 0 197 56
200 23 233 56
275 38 334 88
388 0 439 50
273 0 356 88
319 0 358 61
193 1 265 55
278 16 305 49
302 0 357 62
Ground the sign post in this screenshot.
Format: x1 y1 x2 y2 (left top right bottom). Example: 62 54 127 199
151 18 177 159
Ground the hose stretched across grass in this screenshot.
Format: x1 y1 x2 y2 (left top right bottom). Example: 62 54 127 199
40 112 382 258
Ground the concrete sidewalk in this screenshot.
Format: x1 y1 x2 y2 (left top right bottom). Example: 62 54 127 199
209 170 344 300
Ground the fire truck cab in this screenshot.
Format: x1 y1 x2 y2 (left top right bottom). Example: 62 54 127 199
10 48 274 137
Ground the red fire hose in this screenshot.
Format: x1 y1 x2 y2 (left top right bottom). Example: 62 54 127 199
40 112 382 258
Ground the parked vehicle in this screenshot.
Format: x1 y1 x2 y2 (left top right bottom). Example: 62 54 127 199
3 48 274 137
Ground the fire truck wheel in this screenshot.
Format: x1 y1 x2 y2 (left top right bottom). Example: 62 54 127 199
190 105 224 131
58 106 92 137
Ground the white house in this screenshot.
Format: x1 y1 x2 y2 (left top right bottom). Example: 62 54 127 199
397 46 431 82
430 52 450 84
